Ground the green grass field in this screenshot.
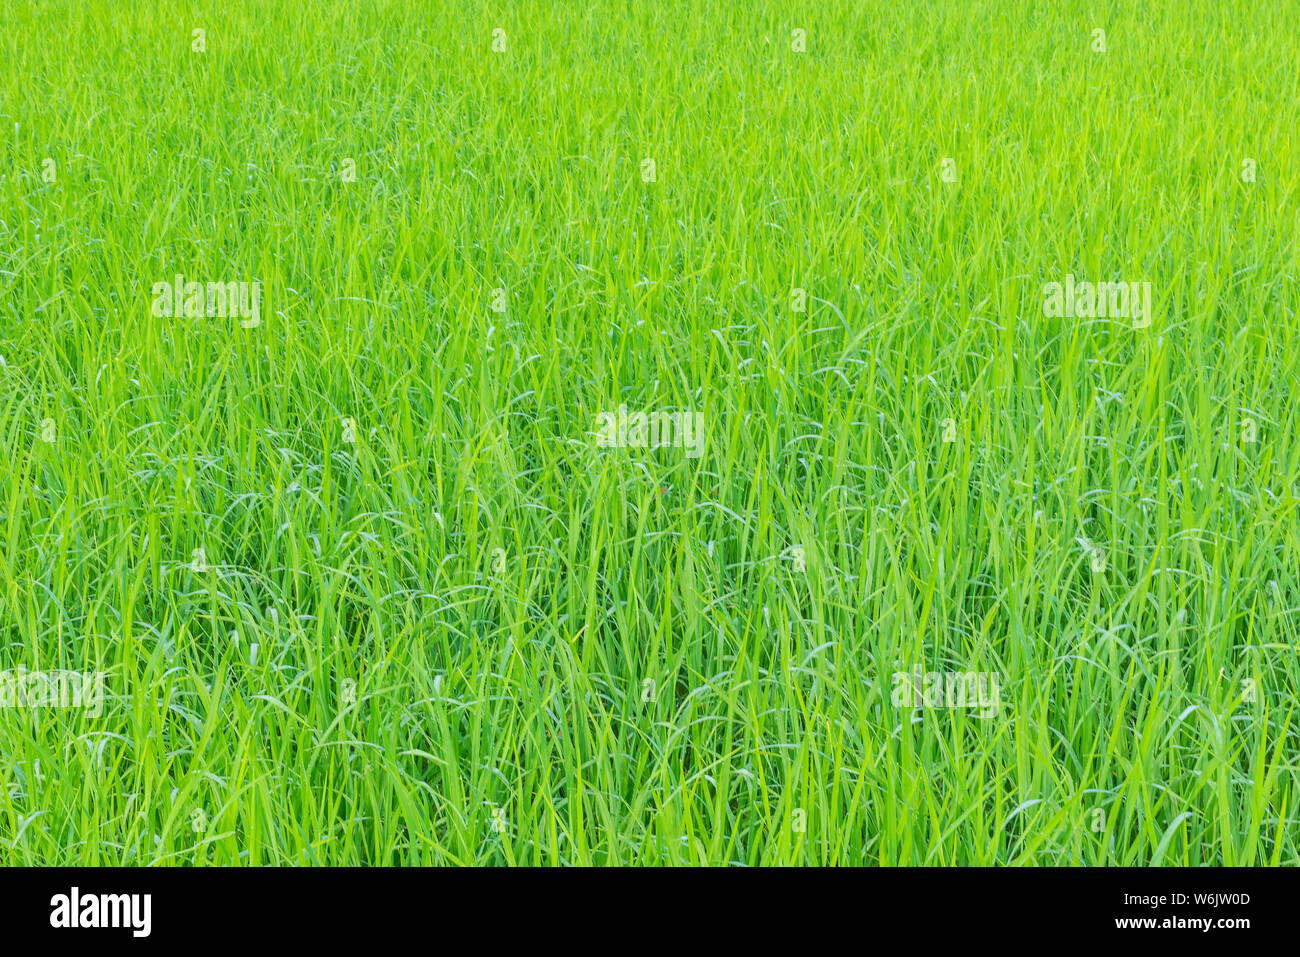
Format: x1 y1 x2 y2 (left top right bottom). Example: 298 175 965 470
2 0 1298 866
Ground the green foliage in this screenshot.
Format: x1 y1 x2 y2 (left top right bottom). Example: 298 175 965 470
0 0 1297 865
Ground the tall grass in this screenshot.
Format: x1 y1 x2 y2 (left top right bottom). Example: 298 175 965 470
0 0 1297 865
